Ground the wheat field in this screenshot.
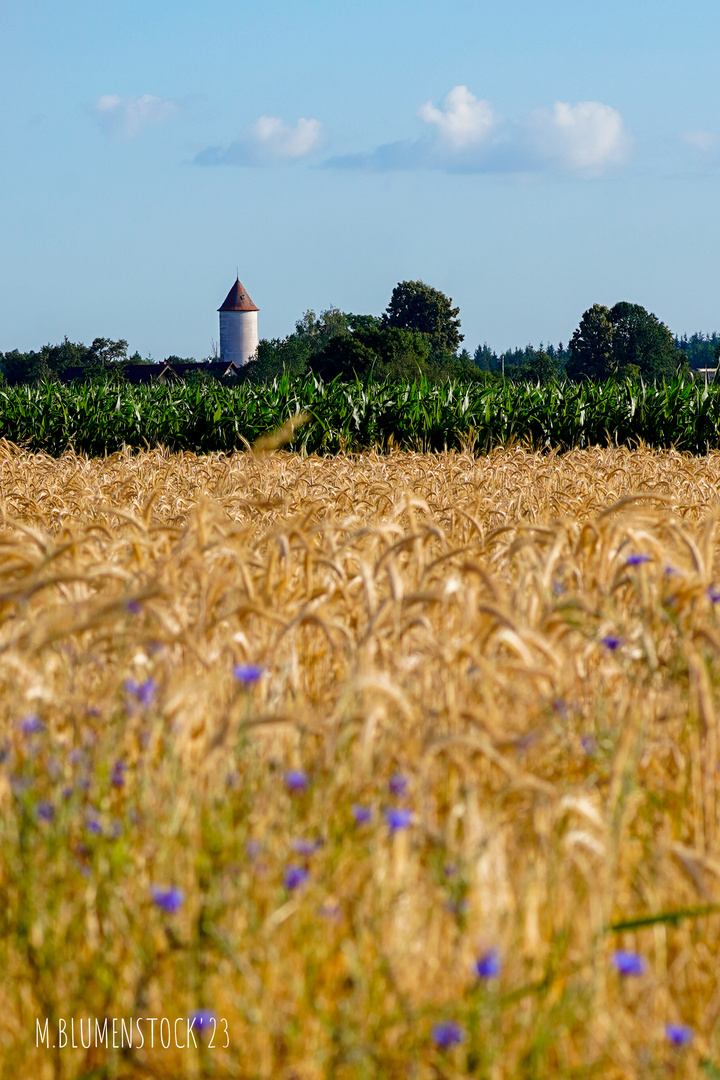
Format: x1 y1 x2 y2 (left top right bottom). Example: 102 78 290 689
2 440 720 1079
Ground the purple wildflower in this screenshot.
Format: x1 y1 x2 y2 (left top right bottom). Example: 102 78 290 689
86 816 103 835
318 900 341 919
580 735 597 757
708 586 720 604
246 839 262 860
125 678 156 707
384 807 413 832
443 863 457 877
611 950 645 976
626 553 651 566
37 801 55 823
68 749 83 766
665 1023 693 1047
431 1021 465 1049
389 772 408 797
284 769 308 792
62 786 73 800
20 714 44 735
474 949 501 979
150 886 185 913
189 1010 216 1038
126 599 142 615
233 663 263 684
283 864 309 891
552 699 569 719
602 634 622 652
290 837 323 856
351 804 372 825
111 760 127 788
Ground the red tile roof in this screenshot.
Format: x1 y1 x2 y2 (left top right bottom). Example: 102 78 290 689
218 278 259 312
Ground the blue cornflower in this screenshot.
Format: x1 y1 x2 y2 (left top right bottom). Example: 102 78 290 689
189 1010 216 1038
233 663 263 684
290 837 322 856
708 586 720 604
37 801 55 823
431 1021 465 1049
86 816 103 835
384 807 413 832
665 1023 693 1047
111 760 127 788
283 865 309 891
611 950 645 976
284 769 308 792
151 885 185 913
474 948 501 978
389 772 408 797
351 804 372 825
626 553 651 566
602 634 622 652
20 714 45 735
124 678 156 707
580 735 597 757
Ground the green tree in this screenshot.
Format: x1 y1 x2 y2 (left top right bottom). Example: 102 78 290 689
567 304 615 381
518 349 562 384
309 325 432 382
609 302 681 380
383 281 463 354
0 349 52 385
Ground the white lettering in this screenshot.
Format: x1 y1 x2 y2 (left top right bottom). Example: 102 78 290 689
160 1018 170 1049
95 1018 108 1047
121 1017 133 1048
36 1019 49 1048
58 1019 67 1048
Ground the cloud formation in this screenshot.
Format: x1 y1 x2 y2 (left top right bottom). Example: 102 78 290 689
326 86 631 175
417 85 497 151
94 94 180 140
681 130 719 154
527 101 631 173
195 115 322 166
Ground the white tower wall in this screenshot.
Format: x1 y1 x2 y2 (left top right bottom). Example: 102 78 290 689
219 310 259 367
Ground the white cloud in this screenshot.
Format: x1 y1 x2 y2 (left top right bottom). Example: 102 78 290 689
418 86 497 150
681 129 719 153
195 115 323 166
528 101 632 172
94 94 179 140
325 87 631 176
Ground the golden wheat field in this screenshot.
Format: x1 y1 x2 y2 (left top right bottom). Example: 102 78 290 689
4 440 720 1079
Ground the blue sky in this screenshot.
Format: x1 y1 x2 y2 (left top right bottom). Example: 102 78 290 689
1 0 720 360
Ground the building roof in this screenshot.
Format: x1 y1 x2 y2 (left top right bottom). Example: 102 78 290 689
218 278 259 312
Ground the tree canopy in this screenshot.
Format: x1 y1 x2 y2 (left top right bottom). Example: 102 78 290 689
567 302 682 381
383 281 463 354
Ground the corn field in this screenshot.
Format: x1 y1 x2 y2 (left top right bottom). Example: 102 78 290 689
3 373 720 455
3 440 720 1078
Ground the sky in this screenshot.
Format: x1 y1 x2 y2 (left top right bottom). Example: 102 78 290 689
1 0 720 360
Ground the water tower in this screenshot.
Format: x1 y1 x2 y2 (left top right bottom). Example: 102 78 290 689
218 277 259 366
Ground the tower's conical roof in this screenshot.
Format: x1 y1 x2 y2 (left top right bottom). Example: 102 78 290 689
218 278 259 312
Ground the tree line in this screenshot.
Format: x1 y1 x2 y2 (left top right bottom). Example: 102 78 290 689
2 281 718 387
